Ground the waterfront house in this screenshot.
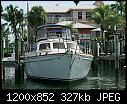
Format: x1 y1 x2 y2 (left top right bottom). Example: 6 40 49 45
44 4 97 26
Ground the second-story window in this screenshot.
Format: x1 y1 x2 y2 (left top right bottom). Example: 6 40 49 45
78 12 82 19
86 12 92 19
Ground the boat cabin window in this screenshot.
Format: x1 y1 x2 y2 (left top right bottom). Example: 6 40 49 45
67 43 76 49
53 43 65 49
39 43 50 50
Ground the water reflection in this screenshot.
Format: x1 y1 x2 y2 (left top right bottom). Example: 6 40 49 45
2 61 125 90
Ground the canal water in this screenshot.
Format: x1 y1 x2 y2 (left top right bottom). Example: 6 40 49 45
2 60 125 90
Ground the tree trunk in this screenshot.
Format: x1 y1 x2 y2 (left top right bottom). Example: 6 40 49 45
15 28 21 85
15 35 19 69
21 39 24 56
14 27 19 65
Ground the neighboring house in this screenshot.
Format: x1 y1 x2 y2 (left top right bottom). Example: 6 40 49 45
91 28 107 39
44 4 97 26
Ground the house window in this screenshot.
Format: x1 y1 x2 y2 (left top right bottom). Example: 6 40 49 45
78 12 82 19
55 15 61 19
86 12 92 19
86 34 90 39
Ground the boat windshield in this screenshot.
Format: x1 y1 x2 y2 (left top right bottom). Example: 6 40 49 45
39 43 50 50
37 27 47 41
36 26 72 42
53 43 65 49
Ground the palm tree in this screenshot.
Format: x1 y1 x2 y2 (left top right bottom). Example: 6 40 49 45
65 22 78 33
116 1 126 39
27 6 47 43
28 6 47 27
18 19 27 55
108 1 126 39
92 4 111 40
1 8 10 57
2 4 24 65
65 22 79 40
2 24 11 55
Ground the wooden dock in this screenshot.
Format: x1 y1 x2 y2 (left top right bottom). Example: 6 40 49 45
3 61 16 67
2 56 25 67
96 54 125 60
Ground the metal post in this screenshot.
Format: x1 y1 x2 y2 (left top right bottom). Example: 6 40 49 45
21 39 24 56
120 39 122 55
91 40 94 55
27 2 29 42
97 42 100 56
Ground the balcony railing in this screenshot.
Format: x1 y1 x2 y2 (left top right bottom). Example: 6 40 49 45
47 17 95 26
47 17 73 23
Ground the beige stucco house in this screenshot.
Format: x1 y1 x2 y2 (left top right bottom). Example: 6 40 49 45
44 4 97 26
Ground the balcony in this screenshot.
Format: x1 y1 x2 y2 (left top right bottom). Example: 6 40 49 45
47 17 73 24
47 17 96 26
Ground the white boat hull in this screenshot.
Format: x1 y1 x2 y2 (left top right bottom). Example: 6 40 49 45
24 53 93 81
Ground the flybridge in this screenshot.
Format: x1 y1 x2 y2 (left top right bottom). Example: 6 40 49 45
35 24 72 42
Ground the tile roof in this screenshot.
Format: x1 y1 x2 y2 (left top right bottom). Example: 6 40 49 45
44 6 70 13
56 21 96 29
